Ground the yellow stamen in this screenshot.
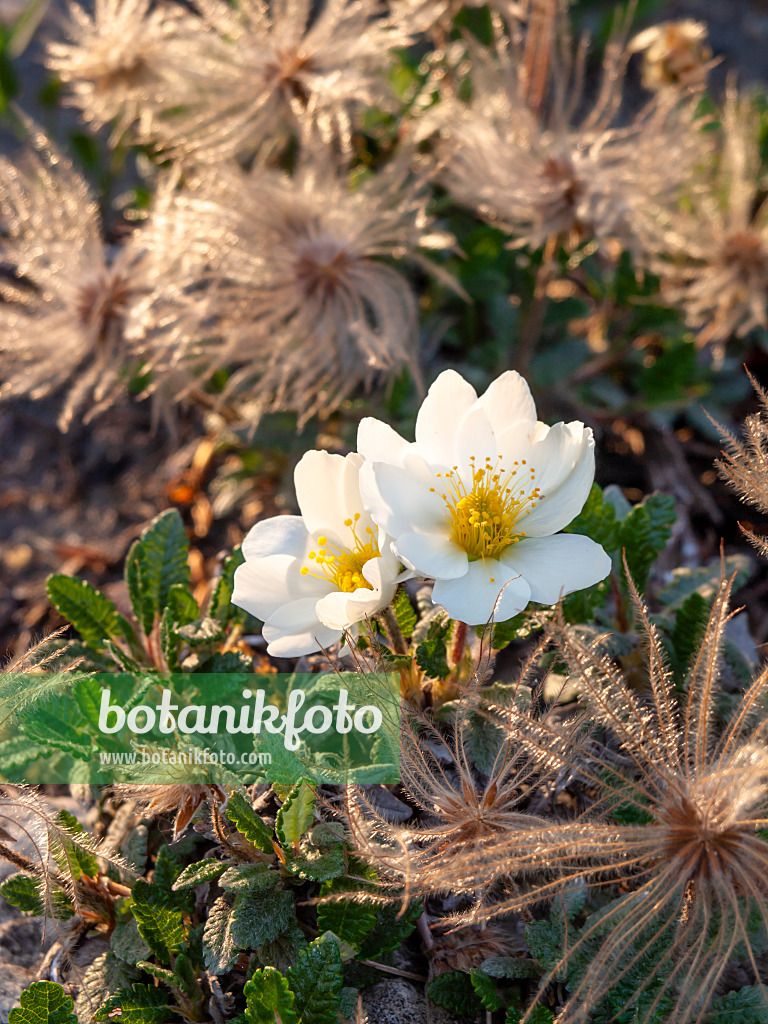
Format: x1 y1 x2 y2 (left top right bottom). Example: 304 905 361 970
301 516 379 593
439 454 541 562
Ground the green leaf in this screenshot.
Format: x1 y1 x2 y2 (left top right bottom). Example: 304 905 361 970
287 932 343 1024
95 984 172 1024
243 968 299 1024
209 546 245 623
705 986 768 1023
657 555 753 608
45 576 119 652
231 888 296 950
427 972 483 1015
525 917 566 976
392 588 417 640
276 782 316 848
317 880 377 950
225 791 275 853
219 863 280 895
564 483 619 552
130 879 186 965
172 858 226 891
110 920 151 966
75 953 142 1024
53 809 99 879
471 969 503 1011
1 872 44 915
356 898 423 960
125 510 190 636
9 982 77 1024
286 823 346 882
415 617 451 679
23 712 91 762
672 591 710 679
619 492 676 592
505 1008 554 1024
203 894 239 974
150 845 192 910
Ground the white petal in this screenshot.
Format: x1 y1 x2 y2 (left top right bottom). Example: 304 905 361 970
528 422 586 496
241 515 307 560
316 579 393 631
501 534 612 604
455 404 498 469
522 430 595 537
478 371 537 428
432 561 531 625
232 552 328 622
262 598 341 657
360 459 446 538
294 450 364 543
415 370 478 465
394 530 468 579
358 417 413 467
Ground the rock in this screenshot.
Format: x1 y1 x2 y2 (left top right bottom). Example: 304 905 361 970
360 978 482 1024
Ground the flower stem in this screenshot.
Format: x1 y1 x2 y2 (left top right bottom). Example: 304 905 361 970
380 605 408 656
449 619 468 670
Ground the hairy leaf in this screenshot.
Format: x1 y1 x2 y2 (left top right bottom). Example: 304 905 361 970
243 968 299 1024
9 982 76 1024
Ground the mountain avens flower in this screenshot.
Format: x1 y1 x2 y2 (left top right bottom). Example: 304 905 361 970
232 450 406 657
358 370 611 624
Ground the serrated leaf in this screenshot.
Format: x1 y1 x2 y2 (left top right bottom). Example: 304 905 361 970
564 483 619 552
75 953 142 1024
150 845 191 909
95 984 172 1024
672 591 710 680
45 576 119 652
225 791 274 852
705 986 768 1023
1 872 44 915
317 880 377 950
286 824 346 882
415 617 451 679
471 969 503 1011
125 510 190 636
110 920 151 966
392 588 417 640
356 898 423 960
505 1008 554 1024
203 894 239 974
620 492 676 592
339 988 359 1019
287 932 343 1024
24 712 91 761
172 858 226 891
276 782 316 848
130 879 186 965
243 968 299 1024
219 863 279 894
9 982 77 1024
657 555 753 608
53 809 99 879
525 917 566 976
427 972 483 1015
209 546 245 623
231 888 296 949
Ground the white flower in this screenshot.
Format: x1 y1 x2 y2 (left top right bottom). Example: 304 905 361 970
232 450 405 657
358 370 611 625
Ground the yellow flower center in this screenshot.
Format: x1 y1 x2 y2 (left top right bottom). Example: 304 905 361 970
433 456 541 563
300 514 379 593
